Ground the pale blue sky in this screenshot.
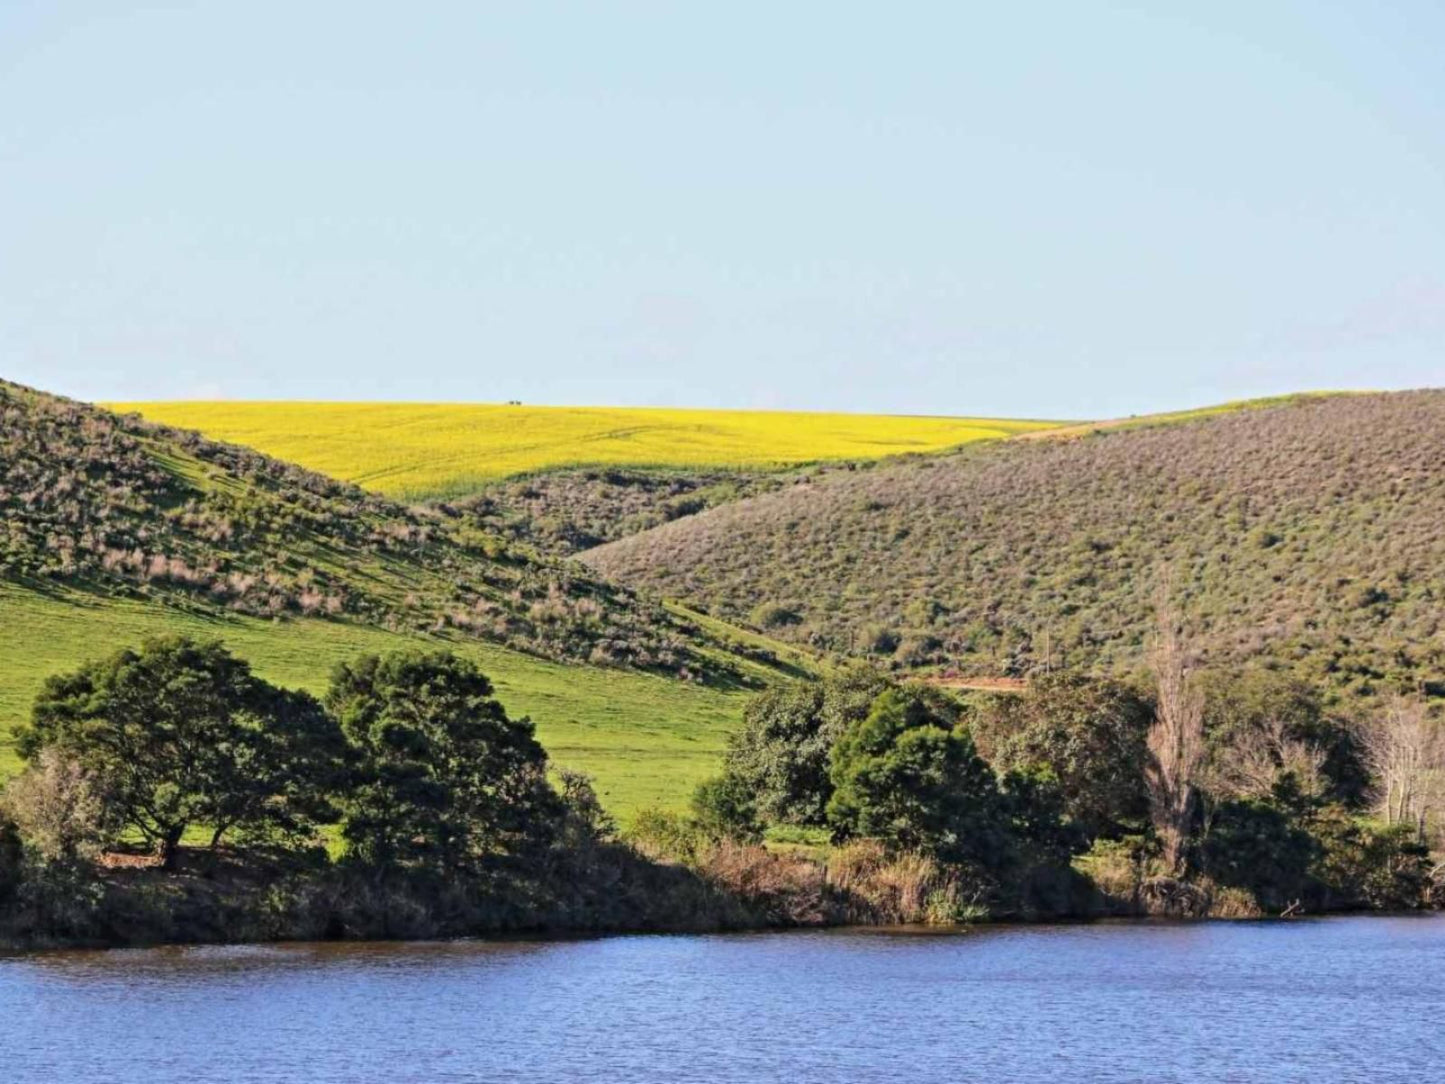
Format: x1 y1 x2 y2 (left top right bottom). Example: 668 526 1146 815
2 2 1441 418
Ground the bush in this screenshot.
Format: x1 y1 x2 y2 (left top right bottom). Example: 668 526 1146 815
971 674 1151 840
690 775 763 843
721 668 890 826
626 808 714 865
1197 798 1319 911
827 688 1011 869
1309 807 1434 910
1 750 118 862
749 602 801 630
556 769 615 845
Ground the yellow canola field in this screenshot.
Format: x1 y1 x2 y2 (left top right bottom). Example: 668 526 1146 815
109 401 1064 499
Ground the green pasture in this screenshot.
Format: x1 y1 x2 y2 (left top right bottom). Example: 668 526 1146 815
0 582 780 820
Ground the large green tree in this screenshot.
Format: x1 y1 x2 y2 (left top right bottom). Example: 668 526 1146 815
969 674 1151 840
326 650 561 872
21 637 345 867
723 668 889 826
826 689 1010 868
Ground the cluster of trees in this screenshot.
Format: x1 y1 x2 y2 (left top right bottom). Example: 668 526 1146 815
2 637 571 879
3 630 1439 943
697 649 1444 915
584 390 1445 695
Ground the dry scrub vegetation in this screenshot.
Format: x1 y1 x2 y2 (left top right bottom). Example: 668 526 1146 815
0 380 743 679
457 467 785 557
585 391 1445 696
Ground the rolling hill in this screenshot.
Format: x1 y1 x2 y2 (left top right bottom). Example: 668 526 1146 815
583 391 1445 698
0 379 814 814
105 400 1065 500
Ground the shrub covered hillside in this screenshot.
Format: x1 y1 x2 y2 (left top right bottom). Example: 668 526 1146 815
0 379 746 680
457 467 787 557
585 391 1445 696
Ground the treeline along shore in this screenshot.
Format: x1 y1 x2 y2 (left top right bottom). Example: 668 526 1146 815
2 608 1441 949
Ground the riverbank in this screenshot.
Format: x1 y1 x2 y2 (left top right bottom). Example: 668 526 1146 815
4 836 1440 953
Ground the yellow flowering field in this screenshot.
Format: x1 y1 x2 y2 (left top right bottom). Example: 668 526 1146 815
108 401 1065 499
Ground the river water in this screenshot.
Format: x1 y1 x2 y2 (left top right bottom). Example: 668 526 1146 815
4 916 1442 1083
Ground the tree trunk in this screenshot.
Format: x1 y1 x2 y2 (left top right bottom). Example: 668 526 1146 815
1146 587 1204 875
158 827 185 870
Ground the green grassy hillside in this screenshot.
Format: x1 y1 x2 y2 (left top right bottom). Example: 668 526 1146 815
584 390 1445 698
0 378 781 680
0 379 820 816
0 582 781 819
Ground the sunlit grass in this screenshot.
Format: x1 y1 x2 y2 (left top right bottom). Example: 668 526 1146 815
107 401 1067 499
0 582 769 819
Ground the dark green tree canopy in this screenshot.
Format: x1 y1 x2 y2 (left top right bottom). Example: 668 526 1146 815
22 636 345 866
326 650 561 872
827 688 1010 869
969 674 1152 840
723 667 889 826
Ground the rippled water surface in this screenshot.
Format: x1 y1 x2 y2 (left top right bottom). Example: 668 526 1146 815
5 916 1443 1082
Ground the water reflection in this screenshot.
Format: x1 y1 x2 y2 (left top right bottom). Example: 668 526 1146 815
4 917 1443 1083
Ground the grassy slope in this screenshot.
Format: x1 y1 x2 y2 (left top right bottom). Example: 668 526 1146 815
107 401 1066 500
3 378 733 676
3 380 835 821
0 582 772 820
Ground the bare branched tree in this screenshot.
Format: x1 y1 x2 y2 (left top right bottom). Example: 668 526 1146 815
1145 587 1205 873
1207 716 1327 802
1361 697 1444 844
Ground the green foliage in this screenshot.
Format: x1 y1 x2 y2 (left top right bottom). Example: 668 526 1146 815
826 689 1011 869
21 636 345 866
689 775 763 843
749 601 802 630
463 467 787 558
327 650 561 872
971 674 1151 839
722 668 890 826
1308 807 1435 910
555 769 616 845
626 808 715 866
1199 798 1320 910
998 768 1087 866
0 750 118 862
0 813 26 908
0 581 791 819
